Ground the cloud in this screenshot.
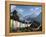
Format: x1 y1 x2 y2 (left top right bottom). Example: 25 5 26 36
29 8 34 15
33 7 41 15
30 8 34 11
11 5 16 12
30 7 41 13
16 8 25 17
29 7 41 18
16 8 24 13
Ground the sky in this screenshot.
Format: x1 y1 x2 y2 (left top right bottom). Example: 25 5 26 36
11 5 42 22
11 5 41 18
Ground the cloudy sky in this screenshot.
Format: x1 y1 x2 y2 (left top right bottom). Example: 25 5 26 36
11 5 41 18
